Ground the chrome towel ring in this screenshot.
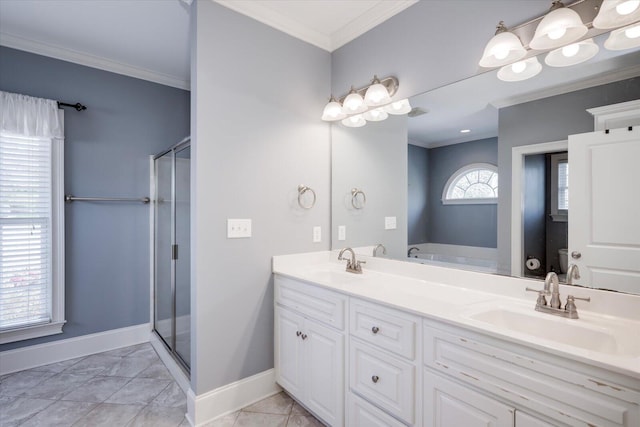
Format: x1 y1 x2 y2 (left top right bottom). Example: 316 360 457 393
297 185 316 209
351 188 366 209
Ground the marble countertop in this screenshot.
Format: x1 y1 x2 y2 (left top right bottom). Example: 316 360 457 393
273 251 640 380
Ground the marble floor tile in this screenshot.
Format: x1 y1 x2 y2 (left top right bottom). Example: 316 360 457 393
126 404 186 427
61 376 130 403
286 414 325 427
71 403 144 427
151 381 186 409
22 372 94 400
102 356 153 377
200 411 239 427
137 360 173 379
234 411 289 427
242 392 293 415
19 400 97 427
290 401 310 416
0 396 54 426
61 354 122 376
106 378 172 406
0 371 54 397
29 357 86 374
125 344 160 361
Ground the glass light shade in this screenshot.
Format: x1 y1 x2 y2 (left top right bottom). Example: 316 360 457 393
342 91 367 114
321 98 346 121
593 0 640 29
479 31 527 67
529 6 588 50
604 23 640 50
363 108 388 122
497 57 542 82
342 114 366 128
364 82 392 107
544 38 599 67
383 98 412 115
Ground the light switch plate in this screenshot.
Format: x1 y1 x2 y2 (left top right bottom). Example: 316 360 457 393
227 219 252 238
385 216 397 230
338 225 346 241
313 226 321 243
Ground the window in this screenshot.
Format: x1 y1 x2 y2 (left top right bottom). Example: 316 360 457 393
0 92 65 344
442 163 498 205
550 152 568 222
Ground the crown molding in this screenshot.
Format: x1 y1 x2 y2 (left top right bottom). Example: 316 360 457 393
0 32 190 90
491 64 640 109
331 0 418 51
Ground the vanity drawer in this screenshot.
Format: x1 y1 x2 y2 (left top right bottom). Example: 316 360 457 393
348 392 407 427
350 338 415 424
275 275 346 330
350 298 417 360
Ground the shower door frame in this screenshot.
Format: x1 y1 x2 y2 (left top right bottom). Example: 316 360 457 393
152 136 191 375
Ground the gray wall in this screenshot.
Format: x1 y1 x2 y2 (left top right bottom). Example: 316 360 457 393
497 77 640 274
427 138 497 248
523 154 546 277
331 116 408 259
0 46 190 351
408 144 429 245
192 1 331 394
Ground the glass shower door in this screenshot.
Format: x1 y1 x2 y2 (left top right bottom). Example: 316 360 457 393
174 145 190 367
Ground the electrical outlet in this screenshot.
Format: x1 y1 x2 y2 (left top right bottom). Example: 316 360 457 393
385 216 397 230
338 225 346 241
227 219 252 238
313 226 321 243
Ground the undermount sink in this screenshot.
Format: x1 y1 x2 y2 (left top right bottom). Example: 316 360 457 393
465 306 640 358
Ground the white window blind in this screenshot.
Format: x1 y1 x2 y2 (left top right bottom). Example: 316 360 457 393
0 134 53 330
558 160 569 211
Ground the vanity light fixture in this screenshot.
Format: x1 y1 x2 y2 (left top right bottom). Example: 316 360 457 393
322 75 411 127
479 21 527 67
497 57 543 82
604 22 640 49
545 38 599 67
529 1 588 50
593 0 640 29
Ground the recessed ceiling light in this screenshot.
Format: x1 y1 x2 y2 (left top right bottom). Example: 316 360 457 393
460 129 471 133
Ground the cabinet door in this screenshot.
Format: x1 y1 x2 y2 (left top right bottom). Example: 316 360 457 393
425 372 514 427
515 411 556 427
275 306 304 397
348 393 406 427
304 319 344 427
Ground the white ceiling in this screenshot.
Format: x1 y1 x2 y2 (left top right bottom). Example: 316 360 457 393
0 0 416 90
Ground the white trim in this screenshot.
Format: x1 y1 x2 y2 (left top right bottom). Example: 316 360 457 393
511 140 568 277
187 369 281 426
149 332 190 394
0 321 65 345
410 243 498 261
0 32 189 90
587 99 640 131
0 323 151 376
550 152 568 221
441 163 498 205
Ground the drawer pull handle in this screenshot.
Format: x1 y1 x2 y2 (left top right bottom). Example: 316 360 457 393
371 375 379 383
296 331 302 337
371 326 380 334
301 334 308 340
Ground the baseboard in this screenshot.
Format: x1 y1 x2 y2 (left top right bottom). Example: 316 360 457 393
149 331 191 394
0 323 151 375
187 369 282 426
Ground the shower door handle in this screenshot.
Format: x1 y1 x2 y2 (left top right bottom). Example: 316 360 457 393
172 244 179 260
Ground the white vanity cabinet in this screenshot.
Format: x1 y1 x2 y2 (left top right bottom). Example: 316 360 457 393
274 276 346 426
423 319 640 427
349 298 420 426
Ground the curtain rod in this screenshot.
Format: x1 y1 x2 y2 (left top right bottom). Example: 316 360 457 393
57 101 87 111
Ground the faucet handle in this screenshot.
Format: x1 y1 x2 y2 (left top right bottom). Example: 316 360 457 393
526 287 547 307
354 260 366 272
565 295 591 318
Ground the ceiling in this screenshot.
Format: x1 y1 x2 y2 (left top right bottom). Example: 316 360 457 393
0 0 416 90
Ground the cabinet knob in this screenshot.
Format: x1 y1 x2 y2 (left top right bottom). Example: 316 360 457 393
296 331 302 337
371 326 380 334
371 375 379 383
301 334 308 340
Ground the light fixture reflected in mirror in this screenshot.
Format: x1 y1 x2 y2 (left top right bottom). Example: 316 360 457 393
604 22 640 50
363 108 388 122
384 99 412 115
545 38 599 67
529 1 588 50
593 0 640 29
479 21 527 67
497 57 542 82
341 114 366 128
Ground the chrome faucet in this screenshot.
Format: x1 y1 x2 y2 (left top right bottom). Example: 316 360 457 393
338 247 365 274
566 264 580 285
408 246 419 257
373 244 387 257
526 270 590 319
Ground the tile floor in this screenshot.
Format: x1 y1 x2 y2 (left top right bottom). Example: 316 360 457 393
0 343 323 427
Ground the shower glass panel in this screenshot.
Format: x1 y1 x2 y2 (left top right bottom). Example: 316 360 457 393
153 137 190 373
154 152 173 349
174 145 191 366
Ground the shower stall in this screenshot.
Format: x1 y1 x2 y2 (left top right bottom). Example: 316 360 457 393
153 137 191 373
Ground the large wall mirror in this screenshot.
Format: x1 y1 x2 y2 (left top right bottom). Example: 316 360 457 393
331 30 640 295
